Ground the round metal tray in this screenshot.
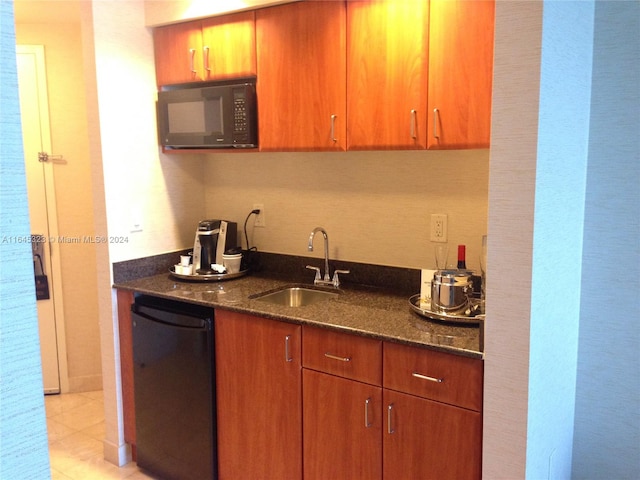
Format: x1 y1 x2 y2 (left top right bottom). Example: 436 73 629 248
169 267 249 282
409 294 484 325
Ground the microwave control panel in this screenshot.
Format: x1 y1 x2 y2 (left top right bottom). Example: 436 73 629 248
233 90 250 144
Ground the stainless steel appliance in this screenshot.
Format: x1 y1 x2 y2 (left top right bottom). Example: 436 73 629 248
157 79 257 149
193 220 238 274
431 269 474 314
131 295 217 480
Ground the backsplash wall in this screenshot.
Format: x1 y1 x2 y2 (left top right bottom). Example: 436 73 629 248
203 149 489 273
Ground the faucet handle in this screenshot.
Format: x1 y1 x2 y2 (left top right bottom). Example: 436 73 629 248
332 269 350 288
306 265 322 283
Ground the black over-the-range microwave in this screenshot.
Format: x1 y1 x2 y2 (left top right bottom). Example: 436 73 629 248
157 79 258 149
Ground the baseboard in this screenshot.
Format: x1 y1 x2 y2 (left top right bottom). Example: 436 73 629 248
67 374 103 393
103 438 131 467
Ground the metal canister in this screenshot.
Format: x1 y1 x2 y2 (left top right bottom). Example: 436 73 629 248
430 269 474 315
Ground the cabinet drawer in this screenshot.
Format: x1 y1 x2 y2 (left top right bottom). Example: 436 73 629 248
383 342 483 411
303 327 382 386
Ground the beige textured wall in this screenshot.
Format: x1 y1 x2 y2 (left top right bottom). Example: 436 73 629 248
482 1 542 477
16 23 102 392
203 149 489 273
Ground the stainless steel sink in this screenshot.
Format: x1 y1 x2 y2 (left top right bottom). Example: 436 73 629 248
252 286 338 307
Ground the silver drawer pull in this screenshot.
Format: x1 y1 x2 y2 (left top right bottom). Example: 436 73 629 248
324 352 351 362
410 109 417 139
189 48 196 74
331 114 337 142
412 371 444 383
285 335 293 362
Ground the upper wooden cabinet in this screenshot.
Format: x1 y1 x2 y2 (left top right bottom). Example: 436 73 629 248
347 0 494 150
427 0 495 149
153 11 256 86
256 1 347 151
346 0 429 150
151 0 495 150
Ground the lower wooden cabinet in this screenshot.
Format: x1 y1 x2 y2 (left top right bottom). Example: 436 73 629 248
303 369 382 480
215 310 302 480
302 327 483 480
118 301 482 479
116 290 136 447
383 389 482 479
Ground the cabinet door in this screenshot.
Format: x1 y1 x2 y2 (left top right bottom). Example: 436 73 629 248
201 11 256 81
383 389 482 480
427 0 495 149
256 1 346 151
303 369 382 480
215 310 302 479
116 290 136 446
347 0 429 150
154 21 203 85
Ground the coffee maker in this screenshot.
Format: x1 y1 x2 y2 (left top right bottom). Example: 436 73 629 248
192 220 238 274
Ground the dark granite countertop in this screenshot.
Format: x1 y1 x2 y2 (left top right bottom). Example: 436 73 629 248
114 267 483 360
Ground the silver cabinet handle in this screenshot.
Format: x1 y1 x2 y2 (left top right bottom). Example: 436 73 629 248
433 108 440 139
203 46 210 73
330 114 338 142
387 404 394 434
324 352 351 362
412 371 444 383
410 109 417 139
285 335 293 362
365 398 372 428
189 48 196 74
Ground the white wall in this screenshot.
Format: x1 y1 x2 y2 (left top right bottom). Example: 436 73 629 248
15 20 103 394
483 2 542 476
203 149 489 271
85 0 207 465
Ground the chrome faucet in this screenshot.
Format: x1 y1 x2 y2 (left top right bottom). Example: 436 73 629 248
306 227 349 287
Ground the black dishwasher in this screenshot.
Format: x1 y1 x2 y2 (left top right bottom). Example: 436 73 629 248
131 295 217 480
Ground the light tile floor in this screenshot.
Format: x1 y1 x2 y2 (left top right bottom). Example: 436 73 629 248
45 390 155 480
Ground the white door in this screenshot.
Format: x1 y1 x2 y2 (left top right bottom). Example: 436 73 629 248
17 45 64 394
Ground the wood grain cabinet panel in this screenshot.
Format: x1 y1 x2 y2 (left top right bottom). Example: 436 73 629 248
256 1 347 151
303 369 382 480
427 0 495 149
383 341 483 412
116 290 136 446
347 0 429 150
200 12 256 81
383 389 482 480
302 326 382 385
154 12 256 86
153 21 204 85
215 310 302 480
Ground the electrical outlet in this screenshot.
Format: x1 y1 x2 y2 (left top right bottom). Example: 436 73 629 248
130 207 143 233
430 214 447 242
253 203 265 227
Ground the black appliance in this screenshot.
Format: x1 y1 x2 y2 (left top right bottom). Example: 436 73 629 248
131 295 217 480
157 79 257 149
192 219 238 274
